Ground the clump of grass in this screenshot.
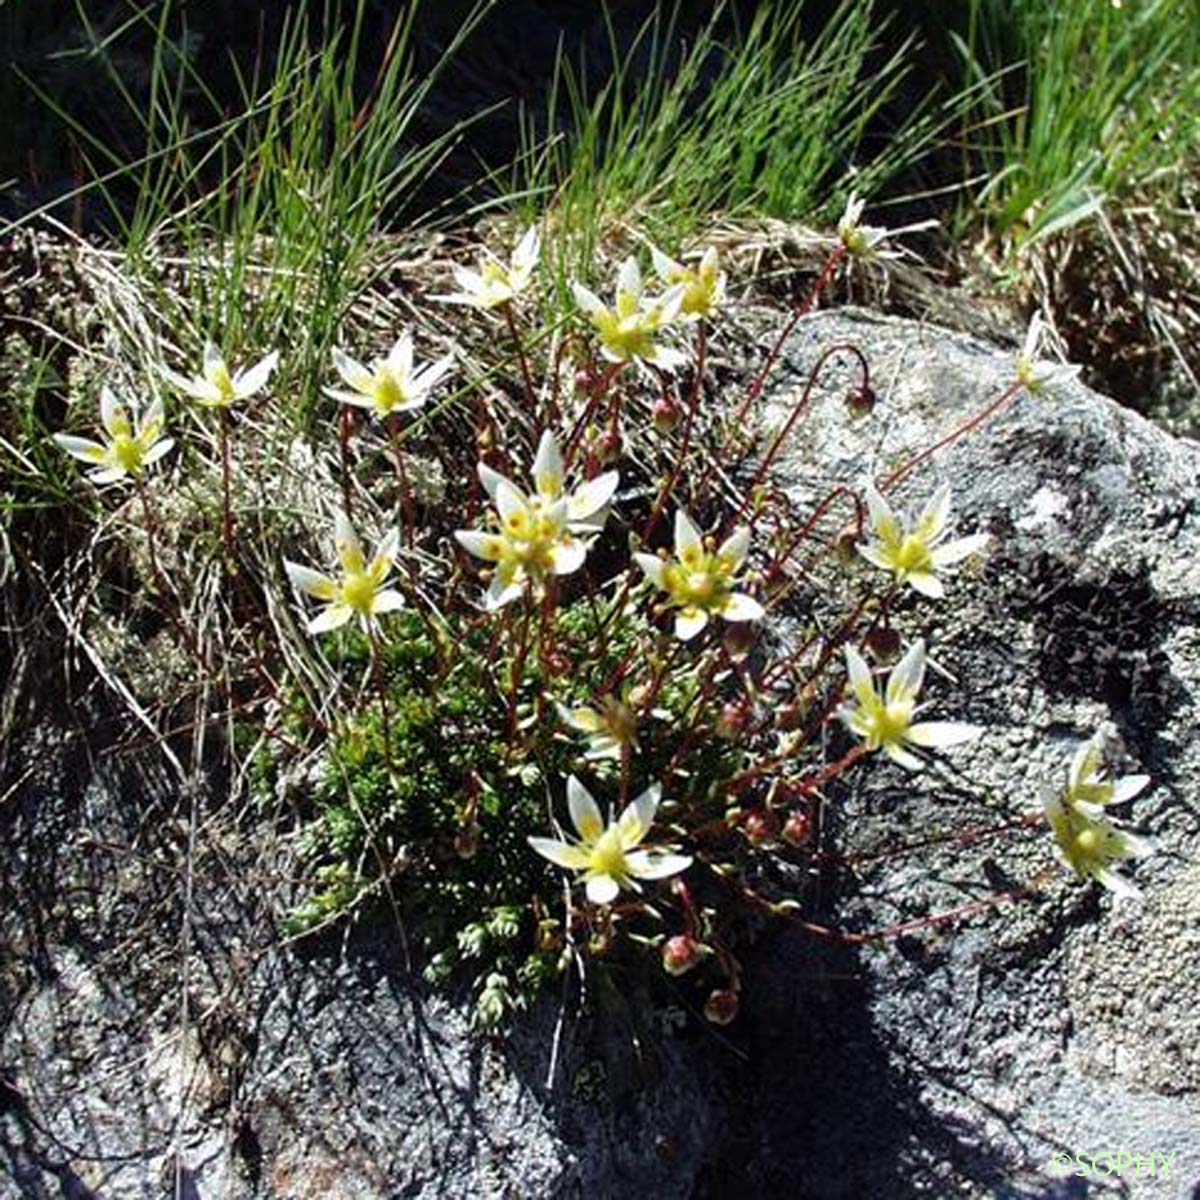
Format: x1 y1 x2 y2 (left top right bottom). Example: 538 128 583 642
512 0 945 279
942 0 1200 259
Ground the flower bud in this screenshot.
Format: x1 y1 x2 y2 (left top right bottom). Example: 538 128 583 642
597 428 623 465
864 625 900 663
722 622 757 661
845 382 877 418
743 809 778 846
715 700 751 740
455 825 481 859
782 809 813 848
704 988 739 1026
651 395 681 434
662 934 706 977
834 523 859 565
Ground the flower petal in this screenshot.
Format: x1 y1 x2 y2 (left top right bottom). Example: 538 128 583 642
905 721 982 749
882 742 925 772
625 849 692 880
387 331 414 379
548 537 587 576
716 526 750 569
567 775 605 842
886 639 926 705
285 562 338 600
586 874 621 905
905 571 945 599
233 350 279 398
864 482 900 542
141 437 175 466
527 836 591 871
334 509 365 574
331 348 374 394
308 603 353 634
53 434 108 463
719 592 764 622
634 553 666 588
532 430 565 499
477 462 515 502
100 387 127 437
454 530 505 561
571 283 606 318
673 509 702 557
915 483 950 541
568 471 619 523
370 589 406 615
675 607 709 641
1110 775 1151 804
619 783 661 847
929 533 989 568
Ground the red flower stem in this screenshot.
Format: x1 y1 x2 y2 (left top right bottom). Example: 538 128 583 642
879 379 1025 494
643 322 707 544
219 406 235 567
564 362 623 467
727 244 847 440
504 301 542 416
387 416 415 548
339 406 354 518
734 342 870 527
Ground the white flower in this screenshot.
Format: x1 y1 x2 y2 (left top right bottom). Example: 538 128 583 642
438 226 540 309
1044 791 1152 900
53 387 174 484
324 332 452 419
162 342 278 408
857 482 989 599
557 693 640 761
650 244 726 321
634 511 764 641
1015 313 1082 396
837 639 981 771
478 430 618 536
455 432 615 610
571 257 686 369
528 775 692 904
284 509 405 634
837 192 938 261
1064 733 1151 818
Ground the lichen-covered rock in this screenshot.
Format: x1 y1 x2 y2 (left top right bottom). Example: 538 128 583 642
3 307 1197 1199
709 308 1200 1198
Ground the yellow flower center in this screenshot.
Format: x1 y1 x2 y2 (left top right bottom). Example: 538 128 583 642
864 698 913 748
340 571 377 614
890 534 933 575
113 433 143 473
373 369 406 413
588 828 629 881
207 363 236 403
1074 827 1102 859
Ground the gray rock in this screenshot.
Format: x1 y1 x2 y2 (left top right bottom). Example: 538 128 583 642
713 308 1200 1198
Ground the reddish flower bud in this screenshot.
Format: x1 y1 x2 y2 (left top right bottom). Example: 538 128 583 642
722 622 757 661
662 934 706 977
703 988 739 1026
715 700 751 740
598 428 623 465
651 395 682 434
782 809 813 848
834 523 859 565
845 382 877 417
864 625 901 663
743 809 778 846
